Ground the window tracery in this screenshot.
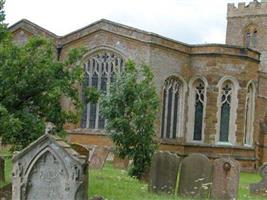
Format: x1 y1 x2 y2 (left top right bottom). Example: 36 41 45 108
161 77 185 139
81 51 124 129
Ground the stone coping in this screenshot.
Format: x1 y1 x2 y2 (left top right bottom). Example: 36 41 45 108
9 19 260 61
12 134 86 163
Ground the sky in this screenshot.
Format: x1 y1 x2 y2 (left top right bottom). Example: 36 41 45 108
4 0 253 44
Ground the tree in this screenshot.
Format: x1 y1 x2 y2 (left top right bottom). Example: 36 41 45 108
0 1 85 150
0 0 7 41
101 60 159 179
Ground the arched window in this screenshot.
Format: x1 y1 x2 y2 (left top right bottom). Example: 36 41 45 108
187 77 207 142
161 76 186 139
216 77 239 145
219 82 232 142
244 81 256 146
81 51 124 129
244 24 257 48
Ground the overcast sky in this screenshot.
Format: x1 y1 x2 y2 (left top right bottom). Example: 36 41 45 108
5 0 252 44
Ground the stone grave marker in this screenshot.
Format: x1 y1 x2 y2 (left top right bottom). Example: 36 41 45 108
12 134 88 200
178 153 212 198
0 156 5 182
71 143 90 162
89 146 110 169
113 155 129 170
148 151 181 194
211 158 240 200
250 163 267 196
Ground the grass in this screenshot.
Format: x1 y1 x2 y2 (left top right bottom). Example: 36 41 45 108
89 163 267 200
1 153 266 200
0 149 12 188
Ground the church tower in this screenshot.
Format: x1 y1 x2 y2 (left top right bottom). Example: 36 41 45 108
226 0 267 166
226 0 267 72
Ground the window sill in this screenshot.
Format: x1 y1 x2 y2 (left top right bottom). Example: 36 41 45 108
67 128 106 135
216 141 233 146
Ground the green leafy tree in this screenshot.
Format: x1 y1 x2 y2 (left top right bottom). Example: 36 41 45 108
0 1 85 150
0 0 7 41
101 60 159 179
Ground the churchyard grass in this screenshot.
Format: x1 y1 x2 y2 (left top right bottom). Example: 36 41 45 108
0 149 12 188
0 156 266 200
90 162 266 200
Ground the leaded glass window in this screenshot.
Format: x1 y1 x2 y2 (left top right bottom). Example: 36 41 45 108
219 82 233 142
193 80 205 141
81 51 124 129
244 83 255 145
161 77 183 139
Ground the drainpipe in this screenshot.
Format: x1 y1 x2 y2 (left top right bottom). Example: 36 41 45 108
56 43 63 61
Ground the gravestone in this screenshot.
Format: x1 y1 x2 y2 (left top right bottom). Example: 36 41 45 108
71 143 90 162
178 153 212 198
211 158 240 200
90 146 110 169
113 155 129 170
250 163 267 196
12 134 88 200
0 156 5 182
148 151 181 194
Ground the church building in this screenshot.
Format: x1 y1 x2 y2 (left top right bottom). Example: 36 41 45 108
9 0 267 170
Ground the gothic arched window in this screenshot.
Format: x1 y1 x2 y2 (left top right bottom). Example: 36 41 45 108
81 51 124 129
187 78 207 142
161 77 186 139
244 24 257 48
193 79 205 141
216 77 239 145
219 82 232 142
244 82 256 146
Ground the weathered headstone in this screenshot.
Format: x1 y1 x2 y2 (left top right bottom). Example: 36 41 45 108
71 143 90 162
148 151 181 194
178 153 212 198
12 134 88 200
250 163 267 196
113 155 129 170
89 146 110 169
0 156 5 182
211 158 240 200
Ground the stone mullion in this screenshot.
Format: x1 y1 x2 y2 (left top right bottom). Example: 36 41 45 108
163 87 169 138
170 86 176 139
192 88 198 140
247 90 254 144
105 61 113 127
244 93 250 144
177 89 182 138
86 61 92 129
95 61 101 129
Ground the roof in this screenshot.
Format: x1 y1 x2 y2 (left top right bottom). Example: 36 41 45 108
9 19 58 39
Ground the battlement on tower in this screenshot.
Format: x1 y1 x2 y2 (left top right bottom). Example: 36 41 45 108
228 1 267 18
